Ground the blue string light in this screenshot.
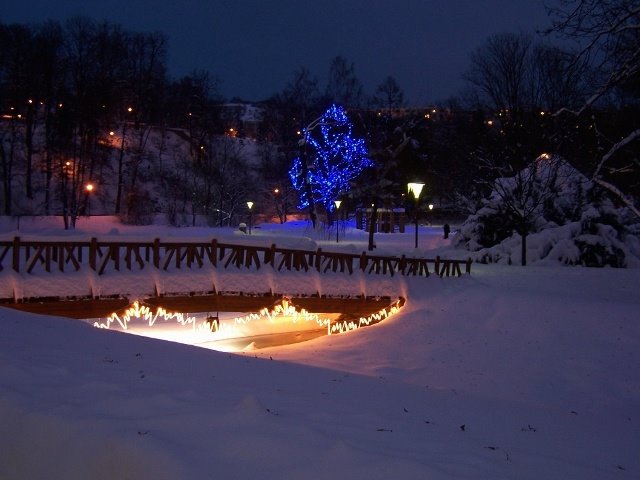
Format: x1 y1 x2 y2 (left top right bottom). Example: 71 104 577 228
289 104 372 212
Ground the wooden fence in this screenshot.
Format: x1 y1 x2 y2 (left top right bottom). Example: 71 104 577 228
0 237 471 278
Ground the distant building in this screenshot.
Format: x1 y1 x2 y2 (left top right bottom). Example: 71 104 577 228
219 103 264 139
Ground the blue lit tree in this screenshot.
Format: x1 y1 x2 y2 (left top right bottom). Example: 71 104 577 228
289 104 372 220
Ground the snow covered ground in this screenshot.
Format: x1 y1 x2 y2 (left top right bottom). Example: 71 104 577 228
1 216 639 479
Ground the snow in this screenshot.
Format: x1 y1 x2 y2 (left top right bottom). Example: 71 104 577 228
454 155 640 268
1 216 639 479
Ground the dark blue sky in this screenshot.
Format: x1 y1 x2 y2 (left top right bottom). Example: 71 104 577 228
2 0 554 105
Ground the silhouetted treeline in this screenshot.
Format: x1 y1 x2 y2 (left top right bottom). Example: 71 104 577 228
1 2 638 228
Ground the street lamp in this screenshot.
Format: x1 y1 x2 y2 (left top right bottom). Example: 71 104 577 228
85 182 95 217
334 200 342 243
246 201 254 235
407 182 425 248
273 187 285 224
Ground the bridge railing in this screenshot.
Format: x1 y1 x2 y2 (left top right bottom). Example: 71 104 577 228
0 237 471 278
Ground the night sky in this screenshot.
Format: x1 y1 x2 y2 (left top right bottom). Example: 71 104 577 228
2 0 554 105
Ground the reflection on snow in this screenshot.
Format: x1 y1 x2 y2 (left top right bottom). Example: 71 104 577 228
92 297 405 352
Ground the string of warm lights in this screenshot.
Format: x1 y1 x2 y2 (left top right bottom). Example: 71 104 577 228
94 301 200 331
94 296 406 343
233 298 323 326
328 298 405 335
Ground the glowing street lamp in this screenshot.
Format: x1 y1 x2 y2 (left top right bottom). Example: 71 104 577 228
85 182 96 217
247 201 254 235
407 182 425 248
334 200 342 243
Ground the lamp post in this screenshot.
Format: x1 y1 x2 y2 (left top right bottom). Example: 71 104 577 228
246 201 254 234
407 182 425 248
274 187 285 224
85 182 95 217
334 200 342 243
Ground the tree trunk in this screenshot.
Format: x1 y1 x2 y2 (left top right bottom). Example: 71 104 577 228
115 122 127 214
299 143 317 228
44 106 53 215
25 104 35 199
521 231 527 266
0 134 13 215
0 121 17 215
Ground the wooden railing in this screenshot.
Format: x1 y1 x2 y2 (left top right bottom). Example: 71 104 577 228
0 237 471 278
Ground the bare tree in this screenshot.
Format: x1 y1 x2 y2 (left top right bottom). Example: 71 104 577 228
462 30 592 190
36 22 66 215
464 33 535 113
547 0 640 217
325 56 363 107
281 67 320 113
265 66 321 149
351 111 429 251
61 17 130 227
209 136 255 226
532 44 589 112
0 117 20 215
480 154 571 266
372 76 405 109
0 23 32 212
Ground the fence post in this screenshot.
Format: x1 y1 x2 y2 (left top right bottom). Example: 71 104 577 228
211 239 218 267
89 238 97 271
12 237 20 272
399 254 406 275
359 251 367 272
153 238 160 268
112 244 120 271
466 258 472 274
268 244 276 268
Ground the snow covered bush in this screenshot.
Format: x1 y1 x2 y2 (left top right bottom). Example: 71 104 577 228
573 206 628 267
454 156 640 267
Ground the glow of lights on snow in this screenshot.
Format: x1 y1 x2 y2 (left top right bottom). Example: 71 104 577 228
231 297 406 336
93 297 405 350
232 297 322 328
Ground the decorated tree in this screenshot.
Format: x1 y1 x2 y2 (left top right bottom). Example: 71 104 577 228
289 104 372 224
